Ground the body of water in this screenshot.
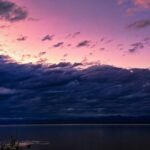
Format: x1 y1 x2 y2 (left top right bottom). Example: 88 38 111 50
0 124 150 150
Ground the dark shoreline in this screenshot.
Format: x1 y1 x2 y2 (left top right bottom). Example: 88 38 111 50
0 116 150 125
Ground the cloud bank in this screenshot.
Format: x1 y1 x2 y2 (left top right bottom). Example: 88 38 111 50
0 55 150 119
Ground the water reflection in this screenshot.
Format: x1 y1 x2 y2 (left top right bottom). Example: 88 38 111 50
0 125 150 150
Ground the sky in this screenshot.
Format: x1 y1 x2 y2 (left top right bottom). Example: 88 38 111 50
1 0 150 119
0 0 150 68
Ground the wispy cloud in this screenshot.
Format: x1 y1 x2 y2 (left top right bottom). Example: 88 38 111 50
66 32 81 39
28 17 39 22
72 32 81 38
117 0 126 5
0 25 9 28
133 0 150 8
117 0 150 15
117 0 150 8
17 36 27 41
42 35 54 41
76 40 90 48
129 42 144 52
127 19 150 29
38 52 46 56
53 42 64 48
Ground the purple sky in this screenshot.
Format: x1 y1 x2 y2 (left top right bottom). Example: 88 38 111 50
0 0 150 68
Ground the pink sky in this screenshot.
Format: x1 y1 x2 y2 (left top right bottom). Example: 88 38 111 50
0 0 150 68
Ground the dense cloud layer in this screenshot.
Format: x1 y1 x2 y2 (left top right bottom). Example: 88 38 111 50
0 55 150 119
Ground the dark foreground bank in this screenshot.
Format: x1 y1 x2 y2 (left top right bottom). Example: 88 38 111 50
1 116 150 125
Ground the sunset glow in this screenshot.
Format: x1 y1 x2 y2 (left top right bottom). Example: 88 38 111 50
0 0 150 68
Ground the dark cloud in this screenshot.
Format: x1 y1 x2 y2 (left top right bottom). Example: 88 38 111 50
0 55 150 119
0 0 28 22
42 35 54 41
127 19 150 29
17 36 27 41
0 87 15 95
76 40 90 48
100 38 105 42
129 42 144 53
53 42 64 48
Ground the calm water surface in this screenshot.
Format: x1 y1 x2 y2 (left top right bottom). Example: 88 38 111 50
0 124 150 150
